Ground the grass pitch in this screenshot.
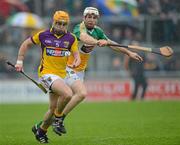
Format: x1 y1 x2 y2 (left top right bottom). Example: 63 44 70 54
0 101 180 145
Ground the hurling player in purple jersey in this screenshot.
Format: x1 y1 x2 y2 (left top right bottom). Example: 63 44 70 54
15 11 87 143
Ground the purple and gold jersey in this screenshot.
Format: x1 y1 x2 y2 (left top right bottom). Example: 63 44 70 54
31 29 78 78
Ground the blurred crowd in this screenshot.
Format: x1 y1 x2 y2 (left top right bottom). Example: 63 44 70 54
0 0 180 43
0 0 180 77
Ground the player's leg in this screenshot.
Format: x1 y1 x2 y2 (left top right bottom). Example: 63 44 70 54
32 74 73 140
40 74 73 115
51 78 73 135
52 78 73 112
52 70 87 135
131 78 139 100
53 81 87 135
32 92 58 143
32 74 61 130
62 80 87 115
41 93 59 129
140 77 147 100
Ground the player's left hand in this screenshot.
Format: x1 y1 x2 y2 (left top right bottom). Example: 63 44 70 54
69 57 81 68
129 52 143 61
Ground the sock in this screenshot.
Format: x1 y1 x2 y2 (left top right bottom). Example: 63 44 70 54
54 109 66 118
54 111 66 121
37 120 48 131
38 127 47 134
37 121 43 128
54 109 62 117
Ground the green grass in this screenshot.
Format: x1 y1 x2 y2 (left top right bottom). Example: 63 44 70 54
0 101 180 145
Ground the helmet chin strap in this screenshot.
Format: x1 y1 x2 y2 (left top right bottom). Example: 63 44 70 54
86 26 94 30
53 28 65 35
52 25 67 36
84 21 94 30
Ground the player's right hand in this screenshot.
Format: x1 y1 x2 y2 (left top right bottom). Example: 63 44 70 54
15 60 23 72
97 39 108 47
129 52 143 62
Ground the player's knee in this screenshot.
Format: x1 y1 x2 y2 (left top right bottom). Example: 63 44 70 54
63 90 73 101
77 90 87 100
65 94 72 101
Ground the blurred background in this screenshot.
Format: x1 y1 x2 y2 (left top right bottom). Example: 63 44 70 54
0 0 180 102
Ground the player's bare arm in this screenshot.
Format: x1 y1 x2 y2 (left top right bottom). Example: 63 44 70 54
15 38 34 72
107 39 143 61
80 32 108 47
80 32 98 45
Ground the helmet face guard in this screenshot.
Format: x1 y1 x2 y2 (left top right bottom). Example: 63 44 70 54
83 7 99 17
52 11 70 35
83 7 99 29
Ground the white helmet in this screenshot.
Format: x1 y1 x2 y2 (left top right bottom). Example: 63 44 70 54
83 7 99 17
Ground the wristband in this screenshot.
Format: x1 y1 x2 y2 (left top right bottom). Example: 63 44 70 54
16 60 23 65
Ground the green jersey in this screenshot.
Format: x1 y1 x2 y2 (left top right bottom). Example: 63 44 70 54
73 21 108 53
67 21 108 72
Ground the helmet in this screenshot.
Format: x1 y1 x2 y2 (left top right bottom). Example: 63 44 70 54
53 11 70 23
83 7 99 17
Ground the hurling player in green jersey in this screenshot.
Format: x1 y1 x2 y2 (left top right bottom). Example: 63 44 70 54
67 7 143 80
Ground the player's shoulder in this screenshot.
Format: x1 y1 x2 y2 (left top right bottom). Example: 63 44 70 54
67 32 77 42
69 32 77 39
74 23 81 28
34 29 50 37
40 29 51 35
76 22 88 30
73 23 81 31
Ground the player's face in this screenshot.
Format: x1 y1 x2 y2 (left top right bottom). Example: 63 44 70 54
52 21 68 35
84 14 98 29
